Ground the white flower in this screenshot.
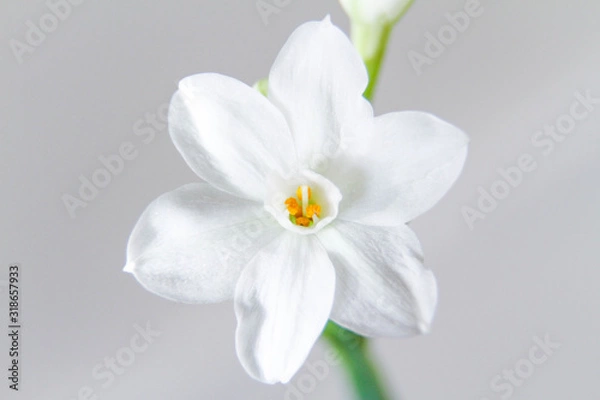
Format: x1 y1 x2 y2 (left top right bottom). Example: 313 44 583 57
124 17 468 384
339 0 414 25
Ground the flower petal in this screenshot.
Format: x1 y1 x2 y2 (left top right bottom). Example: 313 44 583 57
169 73 298 201
317 221 437 337
234 232 335 383
332 111 469 225
124 183 281 304
268 17 373 169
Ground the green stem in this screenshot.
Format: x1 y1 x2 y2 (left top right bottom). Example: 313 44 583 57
322 321 392 400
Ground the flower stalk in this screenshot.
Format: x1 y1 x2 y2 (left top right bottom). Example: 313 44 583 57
322 322 392 400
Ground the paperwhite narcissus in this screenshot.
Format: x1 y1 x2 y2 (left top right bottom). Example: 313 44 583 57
124 17 468 384
339 0 414 25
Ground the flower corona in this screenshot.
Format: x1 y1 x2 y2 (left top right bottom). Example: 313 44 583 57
285 186 322 227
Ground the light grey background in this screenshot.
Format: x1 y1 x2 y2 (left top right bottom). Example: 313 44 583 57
1 0 599 399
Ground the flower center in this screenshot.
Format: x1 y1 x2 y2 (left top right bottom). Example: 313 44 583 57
264 169 341 235
285 185 322 227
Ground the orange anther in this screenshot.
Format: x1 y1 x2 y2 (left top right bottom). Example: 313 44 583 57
296 217 311 227
306 204 321 218
285 198 300 216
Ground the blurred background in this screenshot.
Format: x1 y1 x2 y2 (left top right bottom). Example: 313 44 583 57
1 0 598 399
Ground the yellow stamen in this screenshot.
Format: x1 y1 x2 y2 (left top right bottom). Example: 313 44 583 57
296 217 311 227
296 186 311 201
285 198 300 216
301 186 309 217
286 185 321 227
306 204 321 218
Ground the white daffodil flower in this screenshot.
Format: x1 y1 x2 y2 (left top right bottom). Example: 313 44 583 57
339 0 414 25
124 17 468 384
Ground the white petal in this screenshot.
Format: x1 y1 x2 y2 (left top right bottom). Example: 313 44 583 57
332 111 469 225
268 17 373 169
169 73 298 201
317 221 437 337
124 183 281 304
234 232 335 383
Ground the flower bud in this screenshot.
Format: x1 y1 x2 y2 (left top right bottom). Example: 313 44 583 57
339 0 414 25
